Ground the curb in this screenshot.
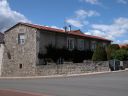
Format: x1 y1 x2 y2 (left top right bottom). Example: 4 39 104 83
0 69 128 80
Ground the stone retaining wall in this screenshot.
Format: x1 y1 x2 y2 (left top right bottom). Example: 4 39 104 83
36 61 109 76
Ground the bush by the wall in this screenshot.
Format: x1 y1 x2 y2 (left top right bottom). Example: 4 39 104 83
92 45 107 61
112 49 128 61
106 44 120 60
39 45 94 63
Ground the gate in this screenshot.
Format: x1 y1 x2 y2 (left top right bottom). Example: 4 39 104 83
109 59 125 71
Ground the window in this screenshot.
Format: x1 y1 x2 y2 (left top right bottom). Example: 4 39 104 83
18 33 25 45
7 52 11 59
67 38 74 50
78 39 84 50
19 64 23 69
91 41 96 50
102 43 106 48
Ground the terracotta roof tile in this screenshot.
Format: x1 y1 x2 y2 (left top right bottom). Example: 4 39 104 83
119 44 128 48
5 22 112 42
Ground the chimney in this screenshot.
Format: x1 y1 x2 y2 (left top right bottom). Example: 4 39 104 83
64 26 67 32
69 25 71 32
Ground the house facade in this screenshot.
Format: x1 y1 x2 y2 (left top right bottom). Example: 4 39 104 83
2 22 111 76
0 32 4 76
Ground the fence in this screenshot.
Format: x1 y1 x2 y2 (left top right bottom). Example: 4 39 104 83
36 61 109 76
124 61 128 68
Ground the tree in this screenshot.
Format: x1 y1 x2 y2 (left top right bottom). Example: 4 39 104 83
106 44 120 60
112 49 128 61
92 45 107 61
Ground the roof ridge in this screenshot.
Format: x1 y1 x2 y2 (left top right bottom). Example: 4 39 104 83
18 22 112 42
84 33 110 41
19 22 64 32
5 22 112 42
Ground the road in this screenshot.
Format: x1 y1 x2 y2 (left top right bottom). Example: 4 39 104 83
0 71 128 96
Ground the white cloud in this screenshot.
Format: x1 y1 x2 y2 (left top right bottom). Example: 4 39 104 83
113 39 128 44
81 0 100 5
51 25 64 30
89 17 128 43
117 0 127 4
0 0 30 32
113 40 122 44
51 26 60 29
66 19 84 28
66 9 100 28
84 32 92 35
123 40 128 44
75 9 100 18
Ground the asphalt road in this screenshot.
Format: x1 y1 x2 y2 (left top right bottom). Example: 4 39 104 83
0 71 128 96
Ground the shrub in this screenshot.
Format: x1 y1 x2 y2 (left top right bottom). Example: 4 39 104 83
38 53 44 59
43 45 94 63
45 44 59 62
106 44 120 60
112 49 128 61
84 50 94 60
92 45 107 61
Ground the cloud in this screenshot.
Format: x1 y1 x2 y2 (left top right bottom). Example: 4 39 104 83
84 32 92 35
113 39 128 44
51 25 64 30
0 0 30 32
75 9 100 18
117 0 127 4
87 17 128 43
65 19 85 28
66 9 100 28
123 40 128 44
80 0 100 5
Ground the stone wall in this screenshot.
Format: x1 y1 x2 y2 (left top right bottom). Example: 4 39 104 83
2 24 38 77
0 44 4 76
0 32 4 43
36 61 109 76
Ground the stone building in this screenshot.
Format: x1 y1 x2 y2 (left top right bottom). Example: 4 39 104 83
2 22 111 76
0 32 4 76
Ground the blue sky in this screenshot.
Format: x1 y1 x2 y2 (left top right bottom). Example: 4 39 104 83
0 0 128 44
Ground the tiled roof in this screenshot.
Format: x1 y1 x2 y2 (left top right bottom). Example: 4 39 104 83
5 22 112 42
119 44 128 48
0 32 4 43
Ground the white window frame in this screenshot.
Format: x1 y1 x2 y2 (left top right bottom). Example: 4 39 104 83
67 38 74 50
18 33 25 45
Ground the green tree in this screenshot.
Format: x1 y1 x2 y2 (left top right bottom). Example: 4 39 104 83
92 45 107 61
112 49 128 61
106 44 120 60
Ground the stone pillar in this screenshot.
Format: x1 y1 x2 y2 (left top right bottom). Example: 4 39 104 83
0 44 4 76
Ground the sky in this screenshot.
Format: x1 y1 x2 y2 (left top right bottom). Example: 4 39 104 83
0 0 128 44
